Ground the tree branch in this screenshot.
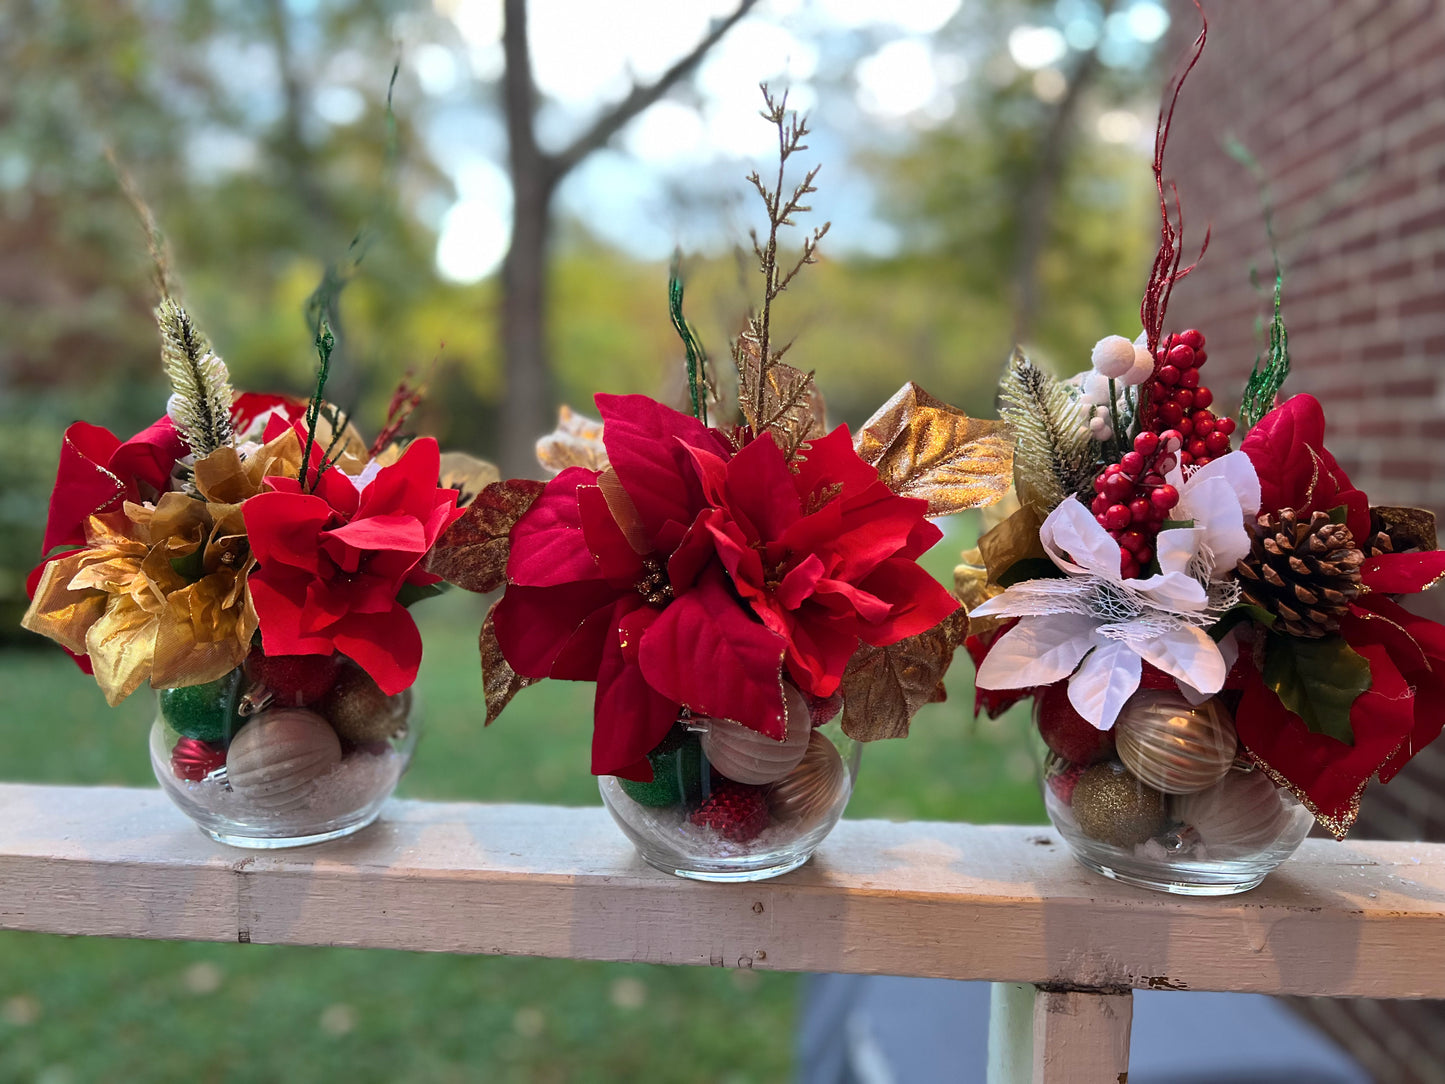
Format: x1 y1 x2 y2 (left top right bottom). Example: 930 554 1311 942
545 0 759 185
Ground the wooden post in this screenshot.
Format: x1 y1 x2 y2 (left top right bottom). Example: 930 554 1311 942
987 983 1132 1083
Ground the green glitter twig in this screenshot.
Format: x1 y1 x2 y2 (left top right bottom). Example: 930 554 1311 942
1227 138 1291 428
302 321 335 492
669 251 709 426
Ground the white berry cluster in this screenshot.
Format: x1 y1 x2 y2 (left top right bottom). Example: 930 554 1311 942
1076 334 1154 441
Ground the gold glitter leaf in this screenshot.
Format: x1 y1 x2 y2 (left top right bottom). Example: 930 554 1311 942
480 601 532 724
426 479 546 594
978 504 1048 583
855 383 1013 516
840 609 967 742
536 405 608 474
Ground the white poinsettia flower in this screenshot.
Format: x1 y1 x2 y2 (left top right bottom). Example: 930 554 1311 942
971 498 1235 730
1164 451 1261 579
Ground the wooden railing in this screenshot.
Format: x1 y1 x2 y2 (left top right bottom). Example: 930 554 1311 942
3 782 1443 1081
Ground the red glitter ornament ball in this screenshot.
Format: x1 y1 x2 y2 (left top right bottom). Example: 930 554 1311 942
690 780 771 842
245 651 341 706
171 737 227 782
1047 760 1087 806
1035 682 1115 766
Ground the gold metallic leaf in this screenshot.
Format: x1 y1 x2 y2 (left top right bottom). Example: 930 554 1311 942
854 382 1013 516
426 478 547 593
1371 505 1438 553
480 601 532 724
439 452 501 507
953 548 1001 638
977 504 1047 584
840 609 968 742
536 405 608 474
26 496 262 703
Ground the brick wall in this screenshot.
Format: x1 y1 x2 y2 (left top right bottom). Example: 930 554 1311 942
1163 3 1445 1080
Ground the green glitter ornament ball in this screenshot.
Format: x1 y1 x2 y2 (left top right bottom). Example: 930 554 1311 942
620 728 705 808
158 667 246 743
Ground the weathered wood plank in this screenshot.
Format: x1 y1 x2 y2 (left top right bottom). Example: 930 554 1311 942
2 783 1443 998
986 983 1134 1083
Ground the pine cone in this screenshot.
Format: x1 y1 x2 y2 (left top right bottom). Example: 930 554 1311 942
1236 509 1363 637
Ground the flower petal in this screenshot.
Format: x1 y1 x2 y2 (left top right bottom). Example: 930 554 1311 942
492 581 620 678
638 568 788 738
329 603 424 695
505 467 605 588
1361 551 1445 595
1040 497 1121 578
974 613 1096 690
1129 622 1227 694
591 604 680 779
1067 639 1142 730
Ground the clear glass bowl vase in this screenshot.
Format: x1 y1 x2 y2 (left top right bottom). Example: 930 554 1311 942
599 715 861 882
149 650 418 848
1037 686 1313 895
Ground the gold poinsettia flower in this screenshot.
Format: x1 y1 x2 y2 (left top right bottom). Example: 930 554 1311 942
23 492 258 706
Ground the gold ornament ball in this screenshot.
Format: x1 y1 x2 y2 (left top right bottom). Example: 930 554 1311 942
1071 761 1166 849
322 668 410 744
1114 691 1237 795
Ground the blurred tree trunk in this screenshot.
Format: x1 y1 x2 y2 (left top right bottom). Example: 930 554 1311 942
496 0 758 476
1010 2 1114 347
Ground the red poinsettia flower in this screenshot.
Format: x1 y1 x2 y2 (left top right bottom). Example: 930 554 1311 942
493 393 957 781
243 437 463 695
1237 392 1445 833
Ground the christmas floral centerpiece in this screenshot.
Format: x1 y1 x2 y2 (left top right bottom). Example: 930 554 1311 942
23 285 486 848
959 21 1445 894
430 90 1014 881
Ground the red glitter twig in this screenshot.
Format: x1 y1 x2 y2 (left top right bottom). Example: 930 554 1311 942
1140 2 1208 357
369 360 436 458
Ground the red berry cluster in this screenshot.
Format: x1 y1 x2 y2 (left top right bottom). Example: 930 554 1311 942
1089 431 1181 579
1138 329 1236 470
1089 328 1239 578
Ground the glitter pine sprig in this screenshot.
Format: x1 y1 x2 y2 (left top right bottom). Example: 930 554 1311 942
156 298 234 458
998 349 1095 516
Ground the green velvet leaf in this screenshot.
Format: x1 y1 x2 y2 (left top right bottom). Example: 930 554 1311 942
1261 634 1371 746
1208 602 1276 643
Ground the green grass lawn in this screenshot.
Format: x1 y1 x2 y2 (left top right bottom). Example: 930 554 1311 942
0 519 1041 1083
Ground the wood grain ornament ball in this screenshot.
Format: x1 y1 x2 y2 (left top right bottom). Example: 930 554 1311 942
1113 690 1237 795
1174 769 1295 859
225 709 342 810
766 729 846 824
700 683 812 785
